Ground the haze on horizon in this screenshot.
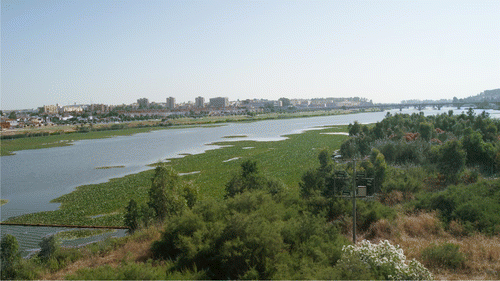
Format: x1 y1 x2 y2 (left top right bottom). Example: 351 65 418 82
1 0 499 110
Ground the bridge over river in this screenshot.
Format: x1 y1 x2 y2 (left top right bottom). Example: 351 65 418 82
341 101 500 111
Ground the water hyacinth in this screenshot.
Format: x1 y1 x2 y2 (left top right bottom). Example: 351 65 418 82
338 240 433 280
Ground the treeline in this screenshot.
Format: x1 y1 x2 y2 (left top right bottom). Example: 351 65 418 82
340 109 500 236
341 109 500 179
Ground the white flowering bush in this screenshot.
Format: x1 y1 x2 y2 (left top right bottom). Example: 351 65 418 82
335 240 433 280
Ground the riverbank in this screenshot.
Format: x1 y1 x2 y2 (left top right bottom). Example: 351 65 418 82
0 199 8 206
5 124 349 226
0 108 377 156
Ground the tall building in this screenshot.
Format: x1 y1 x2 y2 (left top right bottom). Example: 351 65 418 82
137 98 149 108
166 97 176 109
209 97 229 108
43 105 59 114
195 96 205 108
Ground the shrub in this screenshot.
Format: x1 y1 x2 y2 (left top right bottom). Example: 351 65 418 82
124 199 140 233
1 234 21 279
39 235 61 259
421 243 465 269
334 240 433 280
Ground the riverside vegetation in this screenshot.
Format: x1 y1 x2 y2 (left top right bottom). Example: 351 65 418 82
0 108 374 156
1 109 500 279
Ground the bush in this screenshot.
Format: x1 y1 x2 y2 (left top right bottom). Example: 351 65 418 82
39 235 61 259
1 234 21 279
152 190 348 279
334 240 433 280
421 243 465 269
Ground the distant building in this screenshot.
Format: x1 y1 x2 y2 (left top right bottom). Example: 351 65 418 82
195 96 205 108
137 98 149 108
90 104 109 113
63 105 83 113
209 97 229 108
43 104 59 114
166 97 176 110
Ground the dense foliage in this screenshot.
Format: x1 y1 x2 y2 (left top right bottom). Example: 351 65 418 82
342 110 500 177
342 109 500 235
413 179 500 235
151 161 349 279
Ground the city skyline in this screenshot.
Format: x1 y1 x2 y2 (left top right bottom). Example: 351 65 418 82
2 0 499 110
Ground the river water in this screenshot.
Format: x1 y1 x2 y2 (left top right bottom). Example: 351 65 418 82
1 107 499 256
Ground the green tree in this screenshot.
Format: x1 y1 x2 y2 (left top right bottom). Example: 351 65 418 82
182 182 199 208
1 234 21 279
124 199 140 233
461 129 491 168
226 160 266 197
419 122 434 141
7 111 16 120
148 164 186 221
435 140 466 182
278 97 291 107
371 149 387 192
39 235 60 259
348 121 361 136
140 204 155 228
299 169 323 198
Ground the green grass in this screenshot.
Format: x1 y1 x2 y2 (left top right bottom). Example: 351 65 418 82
96 165 126 169
1 199 8 206
6 125 349 226
0 127 168 156
55 229 115 240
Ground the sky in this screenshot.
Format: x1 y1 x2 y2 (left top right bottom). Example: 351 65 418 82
1 0 499 110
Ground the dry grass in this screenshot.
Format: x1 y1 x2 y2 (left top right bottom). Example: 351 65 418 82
42 211 500 280
41 226 161 280
359 211 500 280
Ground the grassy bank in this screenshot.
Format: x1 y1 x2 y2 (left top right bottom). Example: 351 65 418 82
1 199 8 206
0 126 166 156
6 125 349 226
0 109 375 156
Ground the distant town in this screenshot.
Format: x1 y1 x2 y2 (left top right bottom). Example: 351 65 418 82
0 96 375 130
1 88 499 130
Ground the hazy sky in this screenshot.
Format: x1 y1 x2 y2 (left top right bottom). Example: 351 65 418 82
2 0 499 110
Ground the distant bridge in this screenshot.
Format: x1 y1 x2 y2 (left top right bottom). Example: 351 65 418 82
340 101 500 111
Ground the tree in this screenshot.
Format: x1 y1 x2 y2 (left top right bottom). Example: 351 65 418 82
371 149 387 191
148 164 186 221
226 160 264 197
461 129 489 167
183 182 199 208
300 169 323 198
226 160 285 198
348 121 361 136
140 204 155 228
1 234 20 279
7 111 16 120
39 235 60 259
278 97 291 107
124 199 140 233
435 140 466 182
419 122 434 141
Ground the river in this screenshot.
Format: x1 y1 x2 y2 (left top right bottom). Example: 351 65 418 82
1 107 499 256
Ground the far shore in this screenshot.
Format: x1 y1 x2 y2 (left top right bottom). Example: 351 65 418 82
0 108 380 156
